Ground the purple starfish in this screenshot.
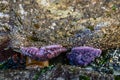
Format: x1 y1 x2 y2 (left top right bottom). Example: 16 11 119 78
20 45 67 61
67 46 102 66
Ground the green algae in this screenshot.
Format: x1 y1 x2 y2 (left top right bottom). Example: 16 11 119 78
112 5 117 11
87 26 94 31
28 36 40 42
114 75 120 80
33 65 54 80
79 75 90 80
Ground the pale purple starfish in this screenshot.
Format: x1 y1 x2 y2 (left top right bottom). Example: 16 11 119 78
20 45 67 61
67 46 102 66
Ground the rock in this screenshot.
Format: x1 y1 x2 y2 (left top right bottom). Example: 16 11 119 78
38 65 114 80
0 0 119 50
0 1 119 79
0 65 114 80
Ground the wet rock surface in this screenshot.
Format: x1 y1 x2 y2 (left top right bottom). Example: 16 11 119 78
0 69 39 80
0 65 114 80
0 0 120 80
0 0 119 50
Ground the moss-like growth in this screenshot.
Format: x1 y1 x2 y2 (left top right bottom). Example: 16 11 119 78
114 75 120 80
28 36 40 42
79 75 90 80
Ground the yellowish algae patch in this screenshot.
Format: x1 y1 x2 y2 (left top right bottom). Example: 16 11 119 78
36 0 82 19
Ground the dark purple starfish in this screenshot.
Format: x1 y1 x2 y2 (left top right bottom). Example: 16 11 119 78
20 45 67 61
67 46 102 66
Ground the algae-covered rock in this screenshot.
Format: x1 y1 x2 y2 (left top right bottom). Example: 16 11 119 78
32 65 114 80
0 0 120 79
0 0 119 50
0 65 114 80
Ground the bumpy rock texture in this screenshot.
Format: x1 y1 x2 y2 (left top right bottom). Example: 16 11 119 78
0 0 120 50
0 65 114 80
0 0 120 79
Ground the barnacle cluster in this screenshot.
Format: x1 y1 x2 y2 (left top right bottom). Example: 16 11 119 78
86 25 120 50
0 0 120 79
0 0 119 50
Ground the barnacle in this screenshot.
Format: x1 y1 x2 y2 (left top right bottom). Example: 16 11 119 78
87 26 120 50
